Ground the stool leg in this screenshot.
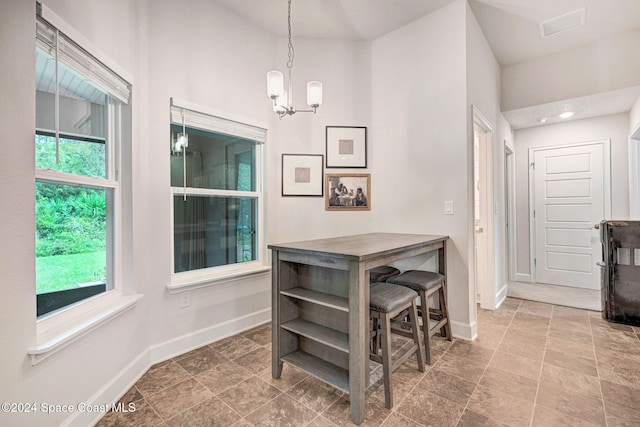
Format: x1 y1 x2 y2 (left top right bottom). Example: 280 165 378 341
409 300 426 372
420 290 432 365
380 311 393 409
440 283 452 341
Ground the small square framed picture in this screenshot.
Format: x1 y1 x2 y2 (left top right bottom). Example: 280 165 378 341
281 154 324 197
326 126 367 168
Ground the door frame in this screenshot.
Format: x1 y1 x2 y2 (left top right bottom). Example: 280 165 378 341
629 124 640 219
527 139 612 283
505 143 516 282
471 106 495 309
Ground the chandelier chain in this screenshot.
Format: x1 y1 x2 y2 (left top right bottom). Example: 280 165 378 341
286 0 294 70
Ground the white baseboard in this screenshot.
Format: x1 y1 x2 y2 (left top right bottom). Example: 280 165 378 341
61 308 270 427
62 350 151 427
495 284 508 308
515 273 532 283
149 308 271 364
451 319 477 342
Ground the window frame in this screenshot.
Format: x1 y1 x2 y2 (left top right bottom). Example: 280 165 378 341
168 98 269 291
34 9 128 322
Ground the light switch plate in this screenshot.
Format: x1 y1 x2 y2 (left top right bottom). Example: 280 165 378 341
444 200 454 215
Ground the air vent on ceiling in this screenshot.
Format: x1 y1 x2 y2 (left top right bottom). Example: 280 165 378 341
540 8 585 38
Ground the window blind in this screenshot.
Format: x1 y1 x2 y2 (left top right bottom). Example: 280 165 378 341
170 100 267 144
36 16 131 104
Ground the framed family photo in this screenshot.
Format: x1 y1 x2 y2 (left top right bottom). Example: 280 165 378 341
282 154 324 197
326 126 367 168
325 173 370 211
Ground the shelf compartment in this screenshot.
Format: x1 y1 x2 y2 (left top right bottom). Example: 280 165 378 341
281 319 349 354
281 287 348 312
281 349 350 394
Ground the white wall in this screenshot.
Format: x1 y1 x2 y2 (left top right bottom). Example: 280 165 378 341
465 2 503 310
514 113 630 279
502 30 640 111
371 0 473 338
268 37 373 244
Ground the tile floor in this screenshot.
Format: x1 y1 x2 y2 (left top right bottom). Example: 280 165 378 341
97 298 640 426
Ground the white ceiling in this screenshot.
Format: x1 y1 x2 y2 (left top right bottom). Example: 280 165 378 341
214 0 640 129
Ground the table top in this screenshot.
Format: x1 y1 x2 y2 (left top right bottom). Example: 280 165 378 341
268 232 448 261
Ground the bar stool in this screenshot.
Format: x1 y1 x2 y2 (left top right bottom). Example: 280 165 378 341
369 265 401 283
386 270 452 364
369 282 425 409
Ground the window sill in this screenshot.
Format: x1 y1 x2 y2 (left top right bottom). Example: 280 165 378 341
28 293 143 365
167 263 271 294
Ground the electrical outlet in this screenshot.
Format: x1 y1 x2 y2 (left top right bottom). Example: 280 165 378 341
180 292 191 308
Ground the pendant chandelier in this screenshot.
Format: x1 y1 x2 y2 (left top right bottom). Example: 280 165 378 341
267 0 323 118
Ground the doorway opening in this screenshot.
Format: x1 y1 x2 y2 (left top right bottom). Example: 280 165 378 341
472 107 495 310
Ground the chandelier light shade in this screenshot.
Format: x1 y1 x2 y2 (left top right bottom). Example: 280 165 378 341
306 81 323 108
267 71 284 99
267 0 323 118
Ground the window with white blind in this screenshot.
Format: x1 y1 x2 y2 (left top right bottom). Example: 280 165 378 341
169 99 267 288
35 11 131 317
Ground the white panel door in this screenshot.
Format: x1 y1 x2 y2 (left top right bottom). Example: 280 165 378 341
534 144 604 289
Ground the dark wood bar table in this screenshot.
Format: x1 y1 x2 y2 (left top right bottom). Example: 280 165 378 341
269 233 449 425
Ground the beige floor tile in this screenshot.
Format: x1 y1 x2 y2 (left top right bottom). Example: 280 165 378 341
543 348 598 377
146 378 214 419
489 350 542 380
388 358 429 386
546 334 595 360
134 360 191 396
552 305 591 323
535 381 605 426
415 368 476 405
473 324 507 350
479 366 538 401
232 346 271 373
241 323 272 346
217 376 281 417
596 352 640 391
367 377 415 407
513 311 551 326
306 415 339 427
322 396 392 427
601 379 640 409
379 412 423 427
496 335 545 362
532 404 600 427
174 346 229 375
539 363 601 399
517 300 553 318
165 396 240 427
257 363 309 392
195 360 253 395
433 352 487 384
245 393 318 427
457 409 509 427
397 388 464 427
604 400 640 427
287 376 344 413
502 328 547 346
210 335 263 360
446 340 495 364
95 398 163 427
467 383 534 427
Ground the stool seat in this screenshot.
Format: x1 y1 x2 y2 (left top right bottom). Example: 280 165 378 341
387 270 445 291
369 266 401 284
386 269 451 365
370 282 418 313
